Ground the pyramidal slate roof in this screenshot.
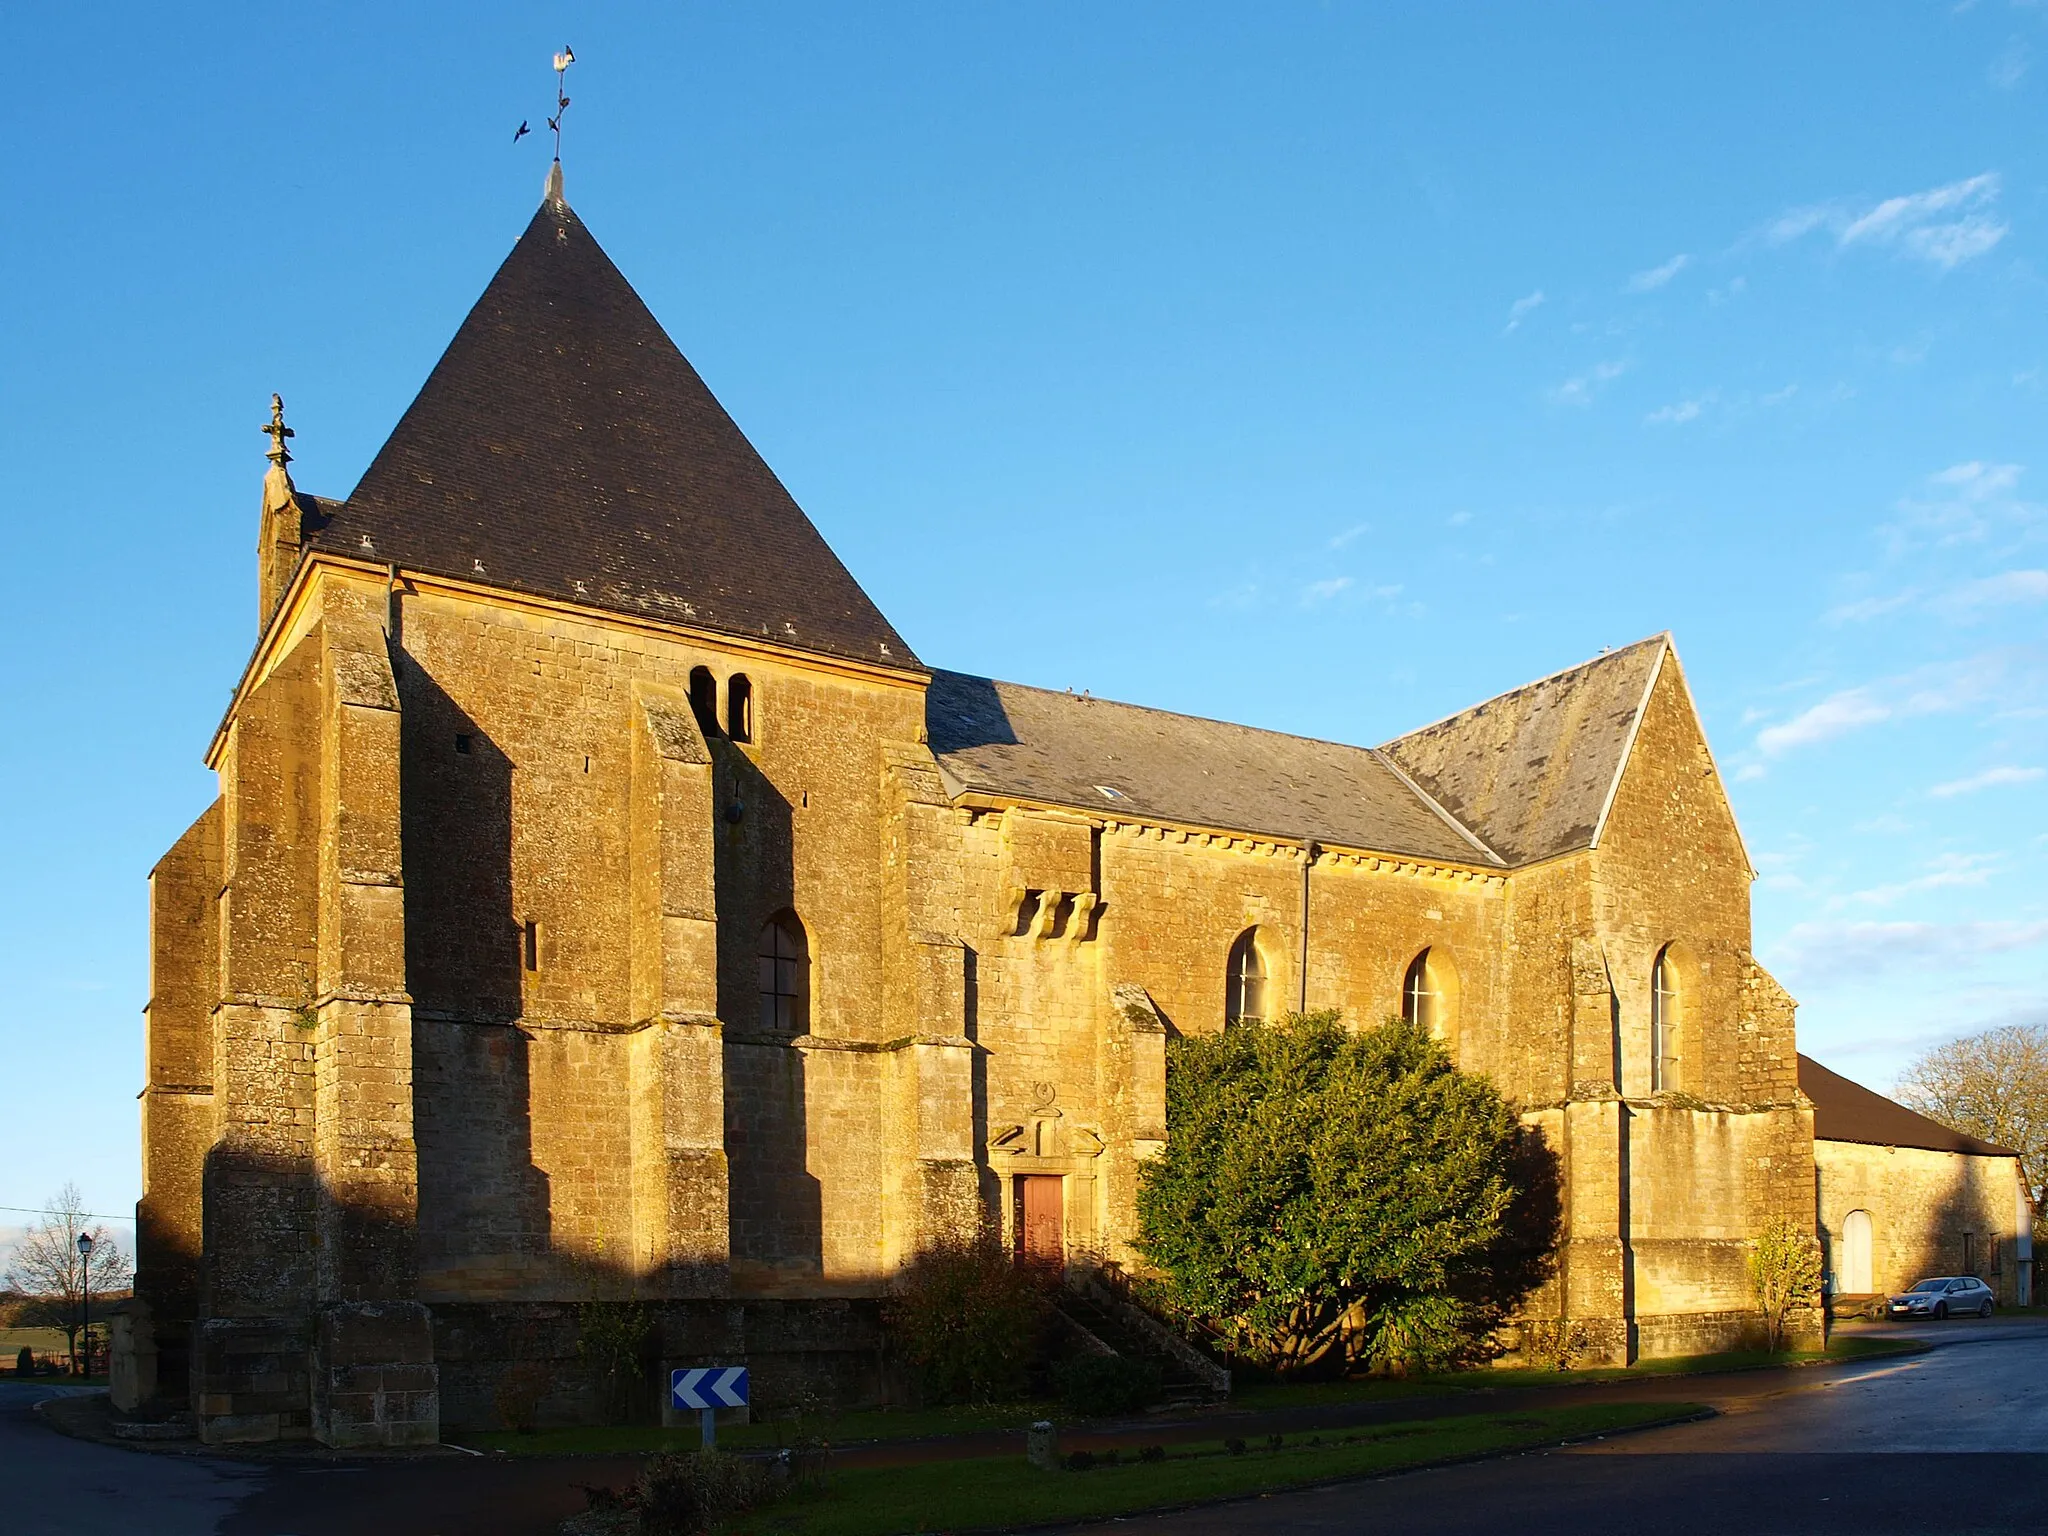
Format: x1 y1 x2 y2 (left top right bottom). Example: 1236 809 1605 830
309 186 917 668
1378 635 1668 866
1799 1054 2017 1157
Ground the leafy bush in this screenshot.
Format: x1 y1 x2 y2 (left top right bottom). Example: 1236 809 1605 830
1064 1450 1096 1471
1750 1217 1822 1350
1516 1317 1586 1372
636 1449 785 1536
577 1296 652 1425
1137 1012 1551 1376
1052 1353 1162 1418
493 1360 552 1433
886 1222 1050 1403
1138 1443 1166 1463
14 1346 30 1377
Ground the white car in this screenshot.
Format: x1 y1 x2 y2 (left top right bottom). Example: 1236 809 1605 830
1886 1276 1995 1320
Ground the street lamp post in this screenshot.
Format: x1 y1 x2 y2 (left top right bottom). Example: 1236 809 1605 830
76 1233 94 1380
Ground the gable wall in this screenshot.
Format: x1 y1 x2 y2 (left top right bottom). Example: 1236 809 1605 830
1588 658 1753 1102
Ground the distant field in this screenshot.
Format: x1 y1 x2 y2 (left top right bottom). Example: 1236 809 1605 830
0 1328 72 1354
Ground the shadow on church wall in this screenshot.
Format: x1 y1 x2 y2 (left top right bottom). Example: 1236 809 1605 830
397 659 552 1293
711 738 824 1286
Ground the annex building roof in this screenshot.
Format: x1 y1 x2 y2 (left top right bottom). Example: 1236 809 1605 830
1799 1054 2018 1158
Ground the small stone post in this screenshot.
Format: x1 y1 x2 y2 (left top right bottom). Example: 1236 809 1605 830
1028 1420 1058 1470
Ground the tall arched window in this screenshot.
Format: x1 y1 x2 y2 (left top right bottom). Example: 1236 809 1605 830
1225 929 1266 1026
1401 948 1461 1047
690 666 722 738
1651 944 1682 1092
727 674 753 743
758 912 809 1033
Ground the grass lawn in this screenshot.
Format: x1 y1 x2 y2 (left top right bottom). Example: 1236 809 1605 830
458 1400 1067 1457
458 1335 1916 1459
1226 1333 1921 1411
713 1402 1700 1535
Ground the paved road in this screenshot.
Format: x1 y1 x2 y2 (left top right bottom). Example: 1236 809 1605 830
1107 1320 2048 1536
0 1382 259 1536
7 1320 2046 1534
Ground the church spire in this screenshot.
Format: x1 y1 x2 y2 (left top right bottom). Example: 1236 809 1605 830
257 394 308 630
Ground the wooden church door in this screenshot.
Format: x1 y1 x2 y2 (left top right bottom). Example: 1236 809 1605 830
1017 1176 1064 1267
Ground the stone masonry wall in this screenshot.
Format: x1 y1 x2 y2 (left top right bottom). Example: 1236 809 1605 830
1817 1141 2032 1305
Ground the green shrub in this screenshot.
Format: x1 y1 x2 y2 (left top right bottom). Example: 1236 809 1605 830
14 1346 30 1377
1137 1012 1553 1376
886 1222 1050 1403
1750 1217 1822 1351
636 1449 784 1536
493 1361 551 1433
1052 1353 1162 1417
577 1296 652 1425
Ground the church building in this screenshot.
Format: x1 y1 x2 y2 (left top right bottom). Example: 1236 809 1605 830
133 170 1817 1447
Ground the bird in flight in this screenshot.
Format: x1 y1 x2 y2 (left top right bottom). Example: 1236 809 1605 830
513 120 530 143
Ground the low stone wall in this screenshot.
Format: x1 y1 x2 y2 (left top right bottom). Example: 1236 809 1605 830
430 1296 892 1432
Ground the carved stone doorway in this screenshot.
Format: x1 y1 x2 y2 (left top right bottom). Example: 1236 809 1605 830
1016 1175 1064 1267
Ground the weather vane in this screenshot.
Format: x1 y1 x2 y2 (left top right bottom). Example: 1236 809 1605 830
514 46 575 159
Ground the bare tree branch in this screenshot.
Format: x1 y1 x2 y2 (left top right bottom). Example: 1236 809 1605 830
1896 1024 2048 1210
2 1184 133 1373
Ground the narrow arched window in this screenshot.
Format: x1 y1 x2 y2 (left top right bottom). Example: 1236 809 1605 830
1402 948 1461 1048
758 912 809 1033
1402 950 1438 1035
1225 929 1266 1026
1651 944 1681 1092
727 674 753 743
690 666 722 738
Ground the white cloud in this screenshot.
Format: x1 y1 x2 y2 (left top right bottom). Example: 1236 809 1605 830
1760 383 1798 406
1930 765 2045 798
1301 576 1353 606
1772 918 2048 986
1841 852 2000 907
1646 396 1708 425
1328 522 1371 550
1934 569 2048 616
1990 38 2030 89
1733 762 1767 782
1627 253 1690 293
1548 359 1628 407
1504 290 1545 333
1765 172 2008 270
1447 510 1472 527
1753 652 2014 756
1757 690 1892 754
1886 460 2037 549
1825 590 1919 625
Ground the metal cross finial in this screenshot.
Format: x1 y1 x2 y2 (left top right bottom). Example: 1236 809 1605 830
262 393 295 469
548 45 575 163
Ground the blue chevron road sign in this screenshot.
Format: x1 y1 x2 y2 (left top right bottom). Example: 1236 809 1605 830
670 1366 749 1411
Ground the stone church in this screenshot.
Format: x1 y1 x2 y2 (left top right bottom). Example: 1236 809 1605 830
133 170 1815 1447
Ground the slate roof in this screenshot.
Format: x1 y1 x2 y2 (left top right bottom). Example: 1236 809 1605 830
1379 636 1666 866
309 189 917 669
925 671 1501 865
1799 1054 2017 1157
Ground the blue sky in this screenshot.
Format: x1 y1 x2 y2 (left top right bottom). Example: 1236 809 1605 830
2 3 2044 1235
